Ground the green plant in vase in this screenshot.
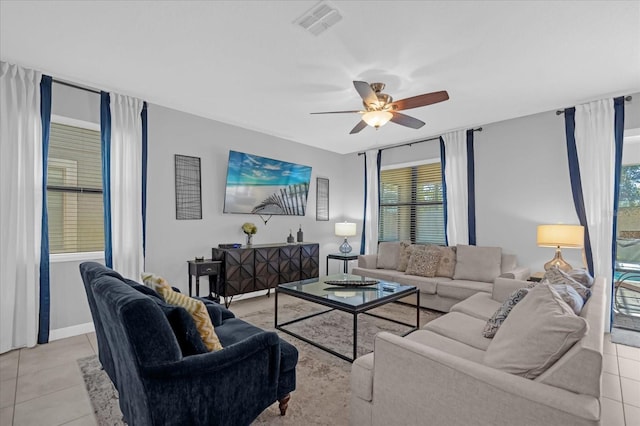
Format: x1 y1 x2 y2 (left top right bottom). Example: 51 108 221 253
242 222 257 246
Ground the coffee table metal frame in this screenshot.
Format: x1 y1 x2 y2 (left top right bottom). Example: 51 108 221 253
275 277 420 363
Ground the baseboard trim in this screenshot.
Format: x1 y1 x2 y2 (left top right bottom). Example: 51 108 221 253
49 322 95 341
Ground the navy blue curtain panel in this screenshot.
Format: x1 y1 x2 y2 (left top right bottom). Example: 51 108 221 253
141 102 148 259
439 137 448 246
360 152 368 255
466 129 476 245
38 75 52 344
100 92 113 268
564 107 594 275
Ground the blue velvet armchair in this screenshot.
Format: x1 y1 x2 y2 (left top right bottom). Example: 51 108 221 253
80 262 298 425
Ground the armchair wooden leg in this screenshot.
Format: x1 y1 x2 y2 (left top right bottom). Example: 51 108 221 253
278 394 291 416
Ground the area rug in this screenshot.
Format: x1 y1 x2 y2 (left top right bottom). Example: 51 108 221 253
78 300 441 425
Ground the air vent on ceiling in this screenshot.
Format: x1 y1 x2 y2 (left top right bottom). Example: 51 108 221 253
294 1 343 36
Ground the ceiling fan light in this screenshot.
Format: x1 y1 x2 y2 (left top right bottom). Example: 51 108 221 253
362 110 393 128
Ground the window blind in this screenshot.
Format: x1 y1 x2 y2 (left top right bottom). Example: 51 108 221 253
47 122 104 254
379 162 445 245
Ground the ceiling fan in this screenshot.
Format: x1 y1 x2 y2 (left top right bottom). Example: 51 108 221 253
311 81 449 134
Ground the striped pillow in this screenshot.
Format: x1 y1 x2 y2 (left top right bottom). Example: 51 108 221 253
142 273 223 352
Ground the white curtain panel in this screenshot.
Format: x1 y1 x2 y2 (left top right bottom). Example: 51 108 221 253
442 129 469 246
0 62 42 353
363 149 380 254
109 93 145 281
574 98 616 327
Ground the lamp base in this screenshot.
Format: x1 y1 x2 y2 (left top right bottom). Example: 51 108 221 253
544 247 573 272
339 238 352 254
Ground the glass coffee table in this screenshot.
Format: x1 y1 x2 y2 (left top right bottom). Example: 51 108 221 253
275 274 419 362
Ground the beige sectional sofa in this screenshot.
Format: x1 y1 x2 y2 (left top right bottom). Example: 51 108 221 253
352 242 530 312
351 275 606 426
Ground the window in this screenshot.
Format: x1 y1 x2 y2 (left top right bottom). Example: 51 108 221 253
379 161 446 245
47 120 104 254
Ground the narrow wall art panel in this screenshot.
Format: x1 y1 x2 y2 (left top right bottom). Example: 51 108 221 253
316 177 329 221
174 154 202 220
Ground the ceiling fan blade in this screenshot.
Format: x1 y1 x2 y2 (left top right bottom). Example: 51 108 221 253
350 120 368 134
353 81 378 107
310 110 362 114
390 90 449 111
390 112 425 129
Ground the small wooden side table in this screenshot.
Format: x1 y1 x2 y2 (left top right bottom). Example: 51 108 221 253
187 259 222 300
326 253 359 275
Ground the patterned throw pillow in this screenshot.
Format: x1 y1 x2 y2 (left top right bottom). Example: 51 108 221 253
396 241 414 272
483 288 530 338
405 246 441 277
142 273 223 352
436 246 456 278
543 267 591 301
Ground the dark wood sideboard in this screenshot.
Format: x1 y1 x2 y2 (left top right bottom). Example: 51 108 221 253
212 243 319 303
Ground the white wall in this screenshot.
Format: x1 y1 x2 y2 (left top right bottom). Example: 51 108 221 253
46 81 639 338
144 104 351 292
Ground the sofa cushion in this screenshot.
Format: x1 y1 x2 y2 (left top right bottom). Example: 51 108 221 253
142 273 223 352
352 267 406 283
450 292 501 321
393 274 439 295
484 284 588 379
396 241 413 272
436 280 492 301
377 242 400 269
500 253 517 274
406 330 486 363
436 246 456 278
483 287 530 338
405 246 441 277
424 312 492 351
543 267 591 301
453 245 502 283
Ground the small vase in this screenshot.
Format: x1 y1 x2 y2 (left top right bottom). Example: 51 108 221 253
246 234 253 246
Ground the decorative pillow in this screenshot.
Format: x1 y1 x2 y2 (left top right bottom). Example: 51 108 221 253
567 269 594 288
483 288 530 338
396 241 413 272
126 279 208 355
453 245 502 283
405 247 441 277
142 273 223 352
484 284 588 379
377 241 401 269
551 284 584 315
543 267 591 301
436 246 456 278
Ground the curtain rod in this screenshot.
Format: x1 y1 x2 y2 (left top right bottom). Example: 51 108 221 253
357 127 483 156
53 79 101 95
555 95 632 115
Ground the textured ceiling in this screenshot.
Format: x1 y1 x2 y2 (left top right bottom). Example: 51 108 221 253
1 1 639 154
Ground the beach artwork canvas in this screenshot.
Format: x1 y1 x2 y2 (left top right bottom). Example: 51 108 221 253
223 150 312 215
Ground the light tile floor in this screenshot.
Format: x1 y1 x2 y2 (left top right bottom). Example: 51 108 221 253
1 295 639 425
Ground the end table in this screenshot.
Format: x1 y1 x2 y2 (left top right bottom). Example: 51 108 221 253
187 259 222 300
326 253 359 275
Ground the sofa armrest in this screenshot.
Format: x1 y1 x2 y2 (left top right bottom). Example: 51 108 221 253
358 254 378 269
500 265 530 281
142 330 280 378
369 332 599 426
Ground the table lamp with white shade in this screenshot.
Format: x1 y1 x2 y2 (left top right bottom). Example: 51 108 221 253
335 222 357 254
537 224 584 272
